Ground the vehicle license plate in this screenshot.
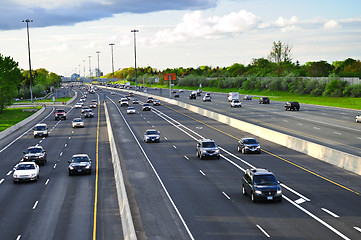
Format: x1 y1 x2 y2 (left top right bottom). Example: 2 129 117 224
267 196 273 200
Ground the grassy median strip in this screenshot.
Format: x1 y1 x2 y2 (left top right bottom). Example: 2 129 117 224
15 97 72 104
0 107 41 132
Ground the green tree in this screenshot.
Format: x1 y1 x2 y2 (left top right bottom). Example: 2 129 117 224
0 54 22 112
268 40 292 64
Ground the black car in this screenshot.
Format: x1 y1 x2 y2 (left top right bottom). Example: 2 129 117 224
285 101 300 111
259 97 270 104
68 154 92 175
196 89 202 96
196 139 220 160
142 103 151 111
238 138 261 154
174 93 179 98
189 91 197 99
242 168 282 202
23 146 47 166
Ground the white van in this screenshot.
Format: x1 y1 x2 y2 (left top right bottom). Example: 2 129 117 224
33 123 48 138
228 92 239 102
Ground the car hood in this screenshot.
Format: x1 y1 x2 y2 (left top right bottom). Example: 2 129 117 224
145 134 159 137
255 185 280 191
244 144 259 148
14 169 37 175
70 162 90 167
24 153 44 157
202 147 219 151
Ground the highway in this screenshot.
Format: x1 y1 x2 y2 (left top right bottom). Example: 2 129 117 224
0 88 122 240
0 85 360 240
140 88 361 158
104 88 361 240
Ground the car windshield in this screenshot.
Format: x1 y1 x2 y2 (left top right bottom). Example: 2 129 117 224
73 119 83 122
34 125 46 130
243 139 258 144
202 142 216 148
253 175 278 186
16 164 35 170
85 110 93 113
143 104 149 106
233 100 239 103
71 156 89 163
146 130 158 135
128 107 134 110
27 148 42 154
56 110 65 113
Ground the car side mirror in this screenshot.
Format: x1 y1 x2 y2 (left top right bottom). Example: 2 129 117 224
68 160 71 163
23 151 26 154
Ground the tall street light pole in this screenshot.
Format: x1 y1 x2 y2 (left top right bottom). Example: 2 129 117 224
96 51 101 78
22 19 34 104
109 43 115 81
88 56 91 77
83 60 86 78
131 29 139 89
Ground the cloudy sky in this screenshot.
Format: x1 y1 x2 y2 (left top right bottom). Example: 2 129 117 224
1 0 361 77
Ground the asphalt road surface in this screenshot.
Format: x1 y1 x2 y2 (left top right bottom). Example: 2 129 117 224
103 87 361 240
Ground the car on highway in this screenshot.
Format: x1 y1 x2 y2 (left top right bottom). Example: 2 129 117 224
110 91 115 95
81 106 90 113
54 109 67 120
129 92 134 97
153 100 161 106
80 97 86 102
242 168 282 202
259 97 270 104
74 102 83 108
90 102 97 108
22 145 47 166
127 107 136 114
174 93 179 98
179 89 184 92
285 101 300 111
83 109 94 118
143 129 160 143
146 97 154 103
356 115 361 123
33 123 48 138
72 118 84 128
68 154 92 175
238 138 261 154
132 99 139 104
91 99 98 106
196 139 220 160
120 98 129 107
243 95 252 100
189 91 197 99
197 89 202 96
202 95 211 102
230 99 242 107
142 103 151 111
13 162 40 183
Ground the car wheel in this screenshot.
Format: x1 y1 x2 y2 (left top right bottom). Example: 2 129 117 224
356 119 359 123
242 185 247 196
241 148 245 154
237 145 241 152
251 193 256 202
200 155 203 160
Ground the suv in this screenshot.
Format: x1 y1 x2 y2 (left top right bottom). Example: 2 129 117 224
33 123 48 138
120 98 129 107
285 101 300 111
242 168 282 202
146 97 154 103
142 103 151 111
238 138 261 154
259 97 270 104
54 109 67 120
230 99 242 107
189 91 197 99
23 145 47 166
196 139 220 160
68 154 92 175
197 89 202 96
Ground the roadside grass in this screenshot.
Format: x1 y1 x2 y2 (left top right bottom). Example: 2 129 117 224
15 97 72 104
148 84 361 110
0 107 41 132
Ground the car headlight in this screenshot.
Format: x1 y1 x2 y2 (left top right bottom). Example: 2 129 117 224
256 146 260 149
31 173 36 177
277 189 282 195
69 165 74 170
85 165 91 169
13 174 17 178
202 150 207 154
214 149 220 154
254 190 262 195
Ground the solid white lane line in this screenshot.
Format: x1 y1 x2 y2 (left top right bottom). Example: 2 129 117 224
199 170 205 176
354 227 361 233
7 171 12 176
284 195 349 239
280 183 310 202
184 156 189 160
16 235 21 240
222 192 231 200
0 179 4 184
45 179 49 185
32 201 39 210
322 208 339 218
256 225 270 238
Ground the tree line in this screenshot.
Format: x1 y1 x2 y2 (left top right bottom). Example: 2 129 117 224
0 53 61 112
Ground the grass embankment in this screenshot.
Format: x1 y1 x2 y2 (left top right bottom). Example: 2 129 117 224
148 84 361 110
16 97 72 104
0 107 41 132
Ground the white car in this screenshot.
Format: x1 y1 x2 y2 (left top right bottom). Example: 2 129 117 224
179 89 184 92
230 99 242 107
127 107 136 114
33 123 48 138
74 102 83 108
72 118 84 128
110 91 115 95
356 115 361 123
13 162 40 183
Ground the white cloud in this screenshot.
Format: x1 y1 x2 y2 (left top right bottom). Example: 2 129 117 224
151 10 259 45
323 20 341 30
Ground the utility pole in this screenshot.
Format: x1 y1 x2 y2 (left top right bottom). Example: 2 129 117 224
22 19 34 104
131 29 139 89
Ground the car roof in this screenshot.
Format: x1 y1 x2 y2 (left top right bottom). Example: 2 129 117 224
18 162 36 165
73 118 83 121
35 123 47 126
241 137 256 141
198 138 215 143
146 129 157 131
72 154 89 158
249 168 274 175
27 145 43 149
